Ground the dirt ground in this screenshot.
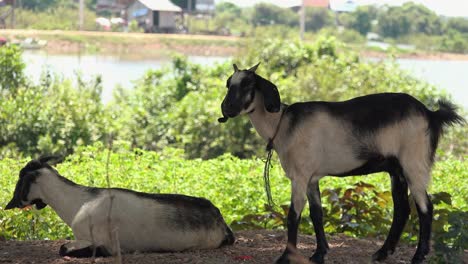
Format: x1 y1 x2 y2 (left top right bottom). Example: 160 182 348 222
2 229 462 264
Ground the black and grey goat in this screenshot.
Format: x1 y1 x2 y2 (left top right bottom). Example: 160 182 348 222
218 63 464 264
5 158 234 257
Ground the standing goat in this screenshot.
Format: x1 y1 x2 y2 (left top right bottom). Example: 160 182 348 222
5 158 234 257
218 63 464 264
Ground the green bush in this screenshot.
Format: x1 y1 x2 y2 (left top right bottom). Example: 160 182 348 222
0 72 109 158
0 45 26 93
15 6 97 31
439 31 468 54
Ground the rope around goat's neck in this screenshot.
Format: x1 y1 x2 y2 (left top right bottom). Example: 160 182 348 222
263 105 288 208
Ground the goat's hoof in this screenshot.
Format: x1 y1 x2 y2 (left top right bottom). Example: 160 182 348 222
372 248 389 262
275 252 291 264
310 252 325 264
60 241 94 258
411 254 426 264
60 241 110 258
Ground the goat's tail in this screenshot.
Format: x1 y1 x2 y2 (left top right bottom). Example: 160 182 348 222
427 99 465 159
220 225 235 247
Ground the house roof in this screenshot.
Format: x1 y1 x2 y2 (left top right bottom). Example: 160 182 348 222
330 0 357 12
304 0 329 8
137 0 182 12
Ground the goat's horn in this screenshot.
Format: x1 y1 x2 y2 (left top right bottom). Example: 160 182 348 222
233 64 239 72
218 116 229 123
248 62 260 72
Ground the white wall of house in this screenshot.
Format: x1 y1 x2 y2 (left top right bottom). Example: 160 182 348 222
159 11 176 29
127 0 179 32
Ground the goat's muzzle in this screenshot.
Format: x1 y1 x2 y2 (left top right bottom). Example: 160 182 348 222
218 116 229 123
219 101 230 123
5 198 21 210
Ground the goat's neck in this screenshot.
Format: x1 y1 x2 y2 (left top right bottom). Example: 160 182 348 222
37 171 94 226
247 95 284 143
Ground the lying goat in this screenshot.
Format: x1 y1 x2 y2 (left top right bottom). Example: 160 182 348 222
5 158 234 257
219 63 464 264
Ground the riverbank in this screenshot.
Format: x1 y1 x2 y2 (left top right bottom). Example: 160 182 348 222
2 29 468 60
361 49 468 61
0 29 241 59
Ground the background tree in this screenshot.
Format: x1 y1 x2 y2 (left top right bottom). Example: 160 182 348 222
0 45 25 94
20 0 75 11
446 17 468 34
213 2 249 35
346 6 377 35
377 5 411 38
377 2 442 38
304 7 335 32
251 3 298 27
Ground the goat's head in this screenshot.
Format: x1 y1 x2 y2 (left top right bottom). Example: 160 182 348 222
4 156 60 210
218 63 281 123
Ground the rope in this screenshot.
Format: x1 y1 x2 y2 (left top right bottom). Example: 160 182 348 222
263 105 288 208
263 149 274 208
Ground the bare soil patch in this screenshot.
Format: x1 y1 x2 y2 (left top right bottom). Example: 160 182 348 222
0 229 456 264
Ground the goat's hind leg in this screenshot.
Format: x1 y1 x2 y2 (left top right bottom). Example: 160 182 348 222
307 180 329 264
412 192 433 264
400 159 433 264
372 164 410 261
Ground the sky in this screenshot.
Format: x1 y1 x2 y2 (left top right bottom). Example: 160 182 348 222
216 0 468 17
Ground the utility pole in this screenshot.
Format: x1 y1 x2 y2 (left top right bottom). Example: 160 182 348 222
187 0 192 33
79 0 84 30
11 0 16 29
300 0 305 40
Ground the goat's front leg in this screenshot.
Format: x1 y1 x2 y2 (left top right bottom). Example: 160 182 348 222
276 181 307 264
307 179 329 264
59 240 110 258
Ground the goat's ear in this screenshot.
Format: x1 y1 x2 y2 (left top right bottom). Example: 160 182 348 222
39 155 63 166
248 62 260 73
20 172 37 202
233 64 239 72
256 75 281 113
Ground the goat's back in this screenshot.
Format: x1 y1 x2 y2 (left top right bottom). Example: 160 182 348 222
281 93 461 176
72 188 233 253
287 93 428 133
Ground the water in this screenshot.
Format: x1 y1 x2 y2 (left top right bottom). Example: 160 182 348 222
22 51 229 103
22 51 468 109
395 59 467 109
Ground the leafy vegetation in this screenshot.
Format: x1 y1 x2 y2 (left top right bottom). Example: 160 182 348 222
0 45 25 92
0 145 466 262
1 36 466 160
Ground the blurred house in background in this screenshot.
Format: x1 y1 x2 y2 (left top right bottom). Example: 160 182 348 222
97 0 133 13
127 0 182 33
95 0 215 33
330 0 357 13
291 0 330 11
